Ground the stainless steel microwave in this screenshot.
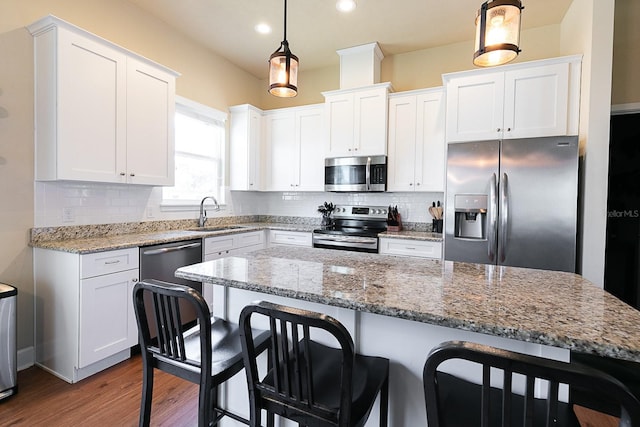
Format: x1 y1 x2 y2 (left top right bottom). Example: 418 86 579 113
324 155 387 192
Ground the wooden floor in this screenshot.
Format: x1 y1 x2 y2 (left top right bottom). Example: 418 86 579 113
1 354 200 426
1 354 618 427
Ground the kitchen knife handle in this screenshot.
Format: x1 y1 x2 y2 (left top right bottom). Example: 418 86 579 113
488 173 498 262
499 173 509 263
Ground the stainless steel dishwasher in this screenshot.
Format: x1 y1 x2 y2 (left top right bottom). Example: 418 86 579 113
139 239 203 334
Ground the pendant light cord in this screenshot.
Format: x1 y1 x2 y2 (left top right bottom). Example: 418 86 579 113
283 0 288 42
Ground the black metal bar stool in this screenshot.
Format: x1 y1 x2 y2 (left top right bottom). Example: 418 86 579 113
132 279 270 427
239 301 389 427
423 340 640 427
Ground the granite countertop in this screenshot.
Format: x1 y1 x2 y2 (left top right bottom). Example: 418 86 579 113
29 219 442 254
30 223 317 254
176 246 640 363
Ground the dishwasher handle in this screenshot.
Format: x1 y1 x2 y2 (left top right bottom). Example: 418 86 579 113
141 241 202 256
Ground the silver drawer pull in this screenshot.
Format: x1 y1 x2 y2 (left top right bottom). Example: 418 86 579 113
104 260 121 265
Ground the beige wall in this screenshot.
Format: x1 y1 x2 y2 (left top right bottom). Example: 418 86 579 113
560 0 615 287
256 24 565 109
0 27 35 354
611 0 640 106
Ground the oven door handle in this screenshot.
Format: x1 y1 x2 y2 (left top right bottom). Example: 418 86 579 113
313 236 377 245
366 156 371 191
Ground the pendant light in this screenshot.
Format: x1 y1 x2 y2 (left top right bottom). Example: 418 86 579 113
474 0 523 67
269 0 298 97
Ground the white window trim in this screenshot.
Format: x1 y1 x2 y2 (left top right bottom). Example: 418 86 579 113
160 96 227 212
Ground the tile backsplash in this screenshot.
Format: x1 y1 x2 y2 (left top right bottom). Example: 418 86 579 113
35 181 443 227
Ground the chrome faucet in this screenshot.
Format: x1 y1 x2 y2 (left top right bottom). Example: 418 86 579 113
198 196 220 227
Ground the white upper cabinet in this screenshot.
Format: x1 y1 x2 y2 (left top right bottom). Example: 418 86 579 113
323 83 391 157
28 15 178 185
387 88 445 192
265 105 324 191
229 104 263 191
443 55 581 142
125 58 176 185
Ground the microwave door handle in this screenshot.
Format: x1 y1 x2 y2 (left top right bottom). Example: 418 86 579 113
366 157 371 190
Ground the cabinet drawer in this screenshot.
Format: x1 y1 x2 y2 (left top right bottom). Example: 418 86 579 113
205 235 235 254
235 231 265 249
269 230 312 247
379 239 442 259
81 248 139 279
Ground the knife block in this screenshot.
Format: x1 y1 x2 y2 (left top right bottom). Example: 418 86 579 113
386 213 403 232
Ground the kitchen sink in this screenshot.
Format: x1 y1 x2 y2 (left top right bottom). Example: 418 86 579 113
187 225 248 232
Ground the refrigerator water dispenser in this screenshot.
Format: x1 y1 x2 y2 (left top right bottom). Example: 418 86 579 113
454 194 487 240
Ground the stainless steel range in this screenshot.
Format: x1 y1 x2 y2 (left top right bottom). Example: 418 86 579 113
312 205 388 253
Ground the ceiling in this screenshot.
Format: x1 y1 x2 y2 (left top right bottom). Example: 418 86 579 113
126 0 574 79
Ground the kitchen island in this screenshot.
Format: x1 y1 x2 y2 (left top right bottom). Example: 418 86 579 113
176 246 640 426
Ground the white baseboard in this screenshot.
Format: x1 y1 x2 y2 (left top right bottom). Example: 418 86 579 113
17 346 35 371
611 102 640 114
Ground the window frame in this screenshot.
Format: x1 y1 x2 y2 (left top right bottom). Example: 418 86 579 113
160 96 227 212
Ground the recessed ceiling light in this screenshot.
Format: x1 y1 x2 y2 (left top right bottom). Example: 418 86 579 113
336 0 357 13
255 23 272 34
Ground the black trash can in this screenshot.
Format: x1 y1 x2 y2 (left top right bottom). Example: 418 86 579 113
0 283 17 401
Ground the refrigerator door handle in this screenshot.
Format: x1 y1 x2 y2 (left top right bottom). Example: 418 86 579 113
488 173 498 262
499 173 509 262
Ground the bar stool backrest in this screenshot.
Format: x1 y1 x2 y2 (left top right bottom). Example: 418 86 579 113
239 301 355 426
423 340 640 427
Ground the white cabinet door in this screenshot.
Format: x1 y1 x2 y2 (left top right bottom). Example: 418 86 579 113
324 92 354 157
324 84 390 157
125 57 175 185
379 238 442 259
79 269 139 368
503 62 570 139
415 90 445 192
387 88 445 192
445 72 505 142
296 106 324 191
53 27 127 183
268 230 312 247
265 110 296 191
354 87 389 156
230 105 263 191
387 95 418 191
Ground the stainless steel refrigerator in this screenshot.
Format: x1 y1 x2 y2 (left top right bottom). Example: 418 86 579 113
444 136 579 272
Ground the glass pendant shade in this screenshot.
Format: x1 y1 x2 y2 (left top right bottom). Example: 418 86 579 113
269 42 298 97
268 0 298 97
474 0 523 67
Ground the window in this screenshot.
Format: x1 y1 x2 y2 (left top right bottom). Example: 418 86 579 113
162 96 226 208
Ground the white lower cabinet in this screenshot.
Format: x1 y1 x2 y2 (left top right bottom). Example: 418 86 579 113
34 247 139 383
378 238 442 259
268 230 312 247
203 230 266 261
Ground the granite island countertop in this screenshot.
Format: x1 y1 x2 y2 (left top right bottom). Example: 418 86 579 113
176 245 640 363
